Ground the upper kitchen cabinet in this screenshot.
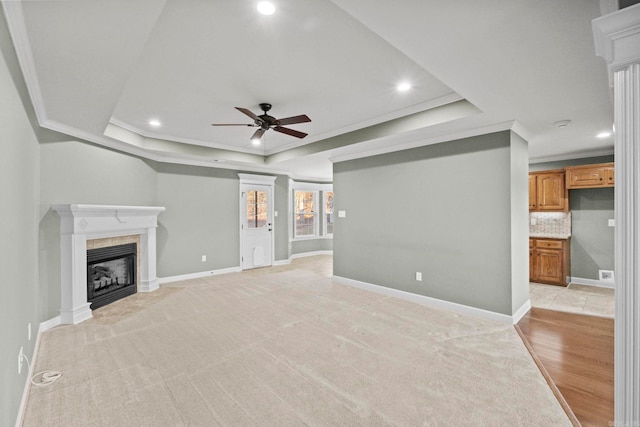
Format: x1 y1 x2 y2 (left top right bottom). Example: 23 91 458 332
564 162 615 189
529 170 568 211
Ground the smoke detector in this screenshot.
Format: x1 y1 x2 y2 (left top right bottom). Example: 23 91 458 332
554 120 572 128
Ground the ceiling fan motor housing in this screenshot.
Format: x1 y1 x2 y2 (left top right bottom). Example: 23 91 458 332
259 103 272 112
257 103 276 128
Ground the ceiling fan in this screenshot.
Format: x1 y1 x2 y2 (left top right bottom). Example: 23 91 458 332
212 103 311 142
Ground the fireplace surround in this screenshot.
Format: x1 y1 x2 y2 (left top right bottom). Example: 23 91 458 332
53 204 165 324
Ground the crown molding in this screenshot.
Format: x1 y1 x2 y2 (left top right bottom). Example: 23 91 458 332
265 93 465 155
108 118 266 156
593 3 640 72
328 119 520 164
2 1 48 125
529 147 615 164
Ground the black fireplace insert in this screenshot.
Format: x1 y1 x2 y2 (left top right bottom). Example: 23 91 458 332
87 243 136 309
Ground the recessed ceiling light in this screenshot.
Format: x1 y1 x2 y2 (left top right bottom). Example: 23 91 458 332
257 1 275 15
597 131 612 138
149 119 161 127
397 82 412 92
251 138 262 146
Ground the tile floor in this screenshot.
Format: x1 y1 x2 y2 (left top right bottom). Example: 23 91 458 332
529 282 615 318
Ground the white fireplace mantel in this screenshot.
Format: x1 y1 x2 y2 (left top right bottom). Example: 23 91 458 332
53 204 165 324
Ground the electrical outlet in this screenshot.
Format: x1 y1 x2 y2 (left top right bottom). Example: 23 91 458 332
599 270 615 282
28 323 31 341
608 219 615 227
416 272 422 281
201 255 207 262
18 347 23 374
530 218 537 226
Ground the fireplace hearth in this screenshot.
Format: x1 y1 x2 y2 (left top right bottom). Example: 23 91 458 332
87 243 136 309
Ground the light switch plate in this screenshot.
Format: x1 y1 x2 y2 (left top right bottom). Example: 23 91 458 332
338 210 346 218
608 219 615 227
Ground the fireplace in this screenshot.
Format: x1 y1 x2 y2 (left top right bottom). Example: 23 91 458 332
53 204 165 324
87 243 137 309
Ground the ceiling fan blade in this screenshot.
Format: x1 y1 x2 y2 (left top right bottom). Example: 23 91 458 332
276 114 311 126
250 128 266 141
273 126 308 139
235 107 261 122
211 123 255 126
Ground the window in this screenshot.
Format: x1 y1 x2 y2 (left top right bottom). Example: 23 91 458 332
290 181 333 240
246 190 268 229
324 191 334 236
294 191 316 237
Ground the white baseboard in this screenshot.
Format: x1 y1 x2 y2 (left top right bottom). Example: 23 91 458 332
273 250 333 266
15 316 60 427
292 250 332 260
512 299 532 324
158 266 242 284
333 275 529 325
40 315 61 333
570 276 615 289
160 252 333 283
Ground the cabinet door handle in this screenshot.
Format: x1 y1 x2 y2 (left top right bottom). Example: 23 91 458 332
600 177 603 181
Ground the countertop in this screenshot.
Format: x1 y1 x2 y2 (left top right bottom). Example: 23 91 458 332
529 233 571 240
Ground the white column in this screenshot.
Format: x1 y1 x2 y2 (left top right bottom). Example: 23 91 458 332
139 227 160 292
593 4 640 425
59 233 92 324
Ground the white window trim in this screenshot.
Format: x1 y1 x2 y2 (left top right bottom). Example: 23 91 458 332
293 189 318 239
323 190 334 237
290 181 333 241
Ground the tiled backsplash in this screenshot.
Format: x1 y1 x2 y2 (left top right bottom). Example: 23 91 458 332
530 212 571 235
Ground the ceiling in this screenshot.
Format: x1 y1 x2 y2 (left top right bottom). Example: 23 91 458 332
2 0 614 181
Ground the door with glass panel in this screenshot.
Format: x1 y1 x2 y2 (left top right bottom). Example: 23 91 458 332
241 184 273 269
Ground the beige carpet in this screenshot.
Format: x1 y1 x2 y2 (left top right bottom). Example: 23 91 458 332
24 256 570 426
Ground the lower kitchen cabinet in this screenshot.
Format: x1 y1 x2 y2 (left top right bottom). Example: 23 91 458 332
529 238 570 286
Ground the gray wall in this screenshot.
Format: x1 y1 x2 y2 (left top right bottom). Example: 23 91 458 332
274 176 291 261
38 141 158 319
155 164 239 277
1 10 42 424
510 132 530 312
530 155 614 281
570 188 614 279
38 145 315 283
333 131 529 316
291 237 333 254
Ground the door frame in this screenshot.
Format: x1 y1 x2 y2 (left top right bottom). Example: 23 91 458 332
238 173 276 270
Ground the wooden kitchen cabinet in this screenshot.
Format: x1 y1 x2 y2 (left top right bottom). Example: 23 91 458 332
529 170 568 211
564 162 614 189
530 238 570 286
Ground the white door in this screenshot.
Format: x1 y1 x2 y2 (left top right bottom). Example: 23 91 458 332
241 184 273 269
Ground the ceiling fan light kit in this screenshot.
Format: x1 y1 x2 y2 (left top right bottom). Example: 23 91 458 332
212 103 311 142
